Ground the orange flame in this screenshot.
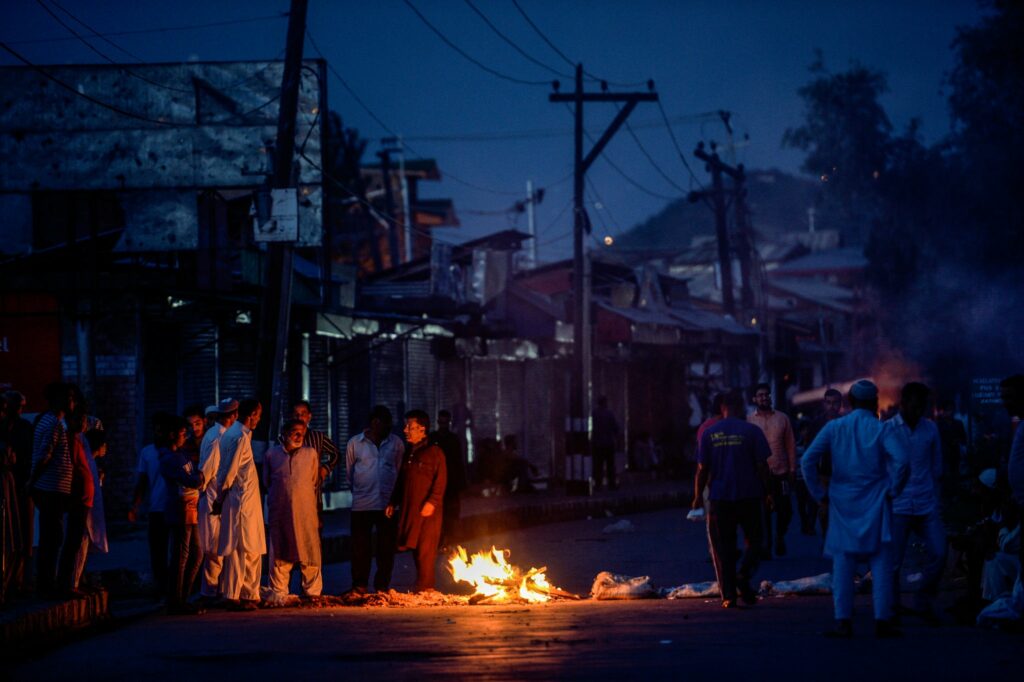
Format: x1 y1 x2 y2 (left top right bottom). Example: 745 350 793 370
448 546 563 604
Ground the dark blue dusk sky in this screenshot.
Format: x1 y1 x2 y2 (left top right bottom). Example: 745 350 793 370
1 0 984 260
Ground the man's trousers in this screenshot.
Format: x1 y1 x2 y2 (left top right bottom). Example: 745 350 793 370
200 553 223 597
832 544 894 621
268 557 322 598
351 510 397 591
221 549 262 601
707 497 763 602
891 508 947 612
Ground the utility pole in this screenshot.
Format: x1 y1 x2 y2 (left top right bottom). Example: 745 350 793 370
732 164 754 311
525 179 538 268
377 144 400 268
398 136 414 264
256 0 309 439
549 64 657 495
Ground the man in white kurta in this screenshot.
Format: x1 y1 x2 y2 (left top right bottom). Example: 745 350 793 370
264 420 322 601
213 400 265 609
801 379 909 637
196 398 237 600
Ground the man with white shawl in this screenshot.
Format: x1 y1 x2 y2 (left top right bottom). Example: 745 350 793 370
263 419 322 603
801 379 909 638
212 399 265 610
196 398 237 602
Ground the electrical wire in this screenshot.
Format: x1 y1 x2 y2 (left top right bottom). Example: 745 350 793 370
387 112 719 144
0 41 188 126
7 11 289 45
616 103 690 196
33 0 193 94
657 99 709 193
462 0 570 79
401 0 550 86
300 150 459 248
563 104 677 202
510 0 647 88
308 27 562 198
47 0 287 93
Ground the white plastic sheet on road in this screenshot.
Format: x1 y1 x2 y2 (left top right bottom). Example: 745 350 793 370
591 572 840 600
590 571 660 599
602 519 637 534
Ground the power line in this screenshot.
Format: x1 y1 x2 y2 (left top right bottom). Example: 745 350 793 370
617 102 690 195
300 150 458 248
0 41 187 126
43 0 286 94
33 0 193 94
562 104 677 202
308 27 563 198
462 0 570 79
6 11 288 45
401 0 549 87
657 99 707 193
384 112 720 144
510 0 647 88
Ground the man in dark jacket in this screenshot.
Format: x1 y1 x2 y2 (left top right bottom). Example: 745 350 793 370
387 410 447 593
430 409 465 550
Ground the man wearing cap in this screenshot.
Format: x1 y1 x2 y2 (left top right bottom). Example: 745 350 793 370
196 398 237 603
212 399 264 610
802 379 910 638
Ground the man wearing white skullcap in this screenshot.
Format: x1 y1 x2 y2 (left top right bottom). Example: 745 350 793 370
802 379 910 638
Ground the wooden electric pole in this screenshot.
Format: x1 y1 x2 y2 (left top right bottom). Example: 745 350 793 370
256 0 309 439
549 64 657 495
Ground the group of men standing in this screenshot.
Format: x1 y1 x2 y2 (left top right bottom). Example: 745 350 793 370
131 398 462 612
693 377 964 638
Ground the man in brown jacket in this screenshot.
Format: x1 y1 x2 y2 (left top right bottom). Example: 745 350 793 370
386 409 447 593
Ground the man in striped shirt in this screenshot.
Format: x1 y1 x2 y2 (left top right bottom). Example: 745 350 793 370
28 382 75 595
291 400 341 517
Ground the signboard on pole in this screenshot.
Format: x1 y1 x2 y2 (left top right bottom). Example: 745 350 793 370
253 188 299 242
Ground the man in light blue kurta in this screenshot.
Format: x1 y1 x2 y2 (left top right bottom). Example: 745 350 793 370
801 379 909 638
886 382 945 621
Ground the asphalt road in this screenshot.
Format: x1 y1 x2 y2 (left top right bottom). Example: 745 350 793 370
10 508 1024 681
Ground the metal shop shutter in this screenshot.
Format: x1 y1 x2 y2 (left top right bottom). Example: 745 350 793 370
218 328 257 402
372 338 405 420
470 358 498 441
406 338 436 420
179 321 218 408
307 334 331 432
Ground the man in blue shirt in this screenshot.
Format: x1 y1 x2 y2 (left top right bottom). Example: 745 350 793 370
887 382 946 624
692 391 773 608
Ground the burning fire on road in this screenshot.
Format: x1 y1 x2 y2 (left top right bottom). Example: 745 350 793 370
448 546 580 604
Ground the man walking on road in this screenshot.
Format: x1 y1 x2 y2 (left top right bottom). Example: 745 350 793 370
212 399 265 611
887 382 946 624
802 379 909 638
692 391 773 609
748 383 796 557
